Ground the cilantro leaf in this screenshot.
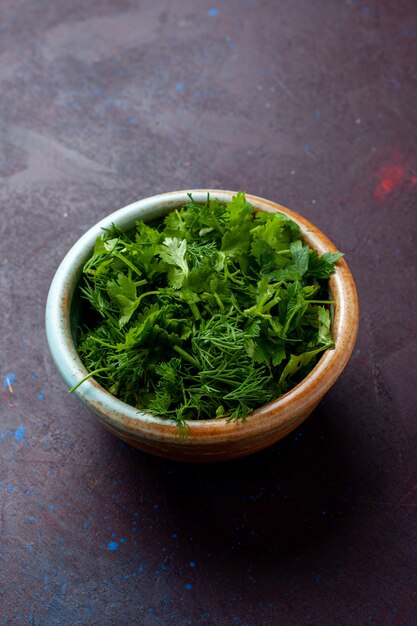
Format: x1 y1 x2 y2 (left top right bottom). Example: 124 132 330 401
158 237 189 288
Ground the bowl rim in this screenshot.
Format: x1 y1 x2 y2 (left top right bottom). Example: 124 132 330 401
45 189 359 445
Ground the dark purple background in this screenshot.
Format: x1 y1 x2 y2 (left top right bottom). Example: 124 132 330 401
1 1 416 624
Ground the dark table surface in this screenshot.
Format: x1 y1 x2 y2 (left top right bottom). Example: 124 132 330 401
1 1 417 624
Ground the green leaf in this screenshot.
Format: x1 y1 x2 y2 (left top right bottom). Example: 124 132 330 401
117 304 163 348
317 305 332 344
279 344 331 387
93 235 108 255
307 250 343 279
107 273 140 326
221 222 252 259
247 335 286 366
250 239 277 274
107 273 137 302
290 240 309 277
252 211 300 248
225 192 254 223
244 277 281 318
159 237 189 274
164 210 191 240
104 238 119 253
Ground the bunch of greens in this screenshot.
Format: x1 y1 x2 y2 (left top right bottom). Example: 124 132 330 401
73 193 342 430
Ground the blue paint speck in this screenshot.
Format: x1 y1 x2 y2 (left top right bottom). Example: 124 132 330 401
3 373 15 388
108 541 119 551
31 374 38 381
314 112 321 121
303 145 311 153
83 522 89 529
49 504 55 512
120 538 126 544
7 485 14 492
175 82 184 91
189 561 196 568
207 7 218 16
38 391 45 401
185 583 193 590
15 426 26 442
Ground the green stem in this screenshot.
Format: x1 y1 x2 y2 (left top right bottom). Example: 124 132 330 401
113 251 143 277
69 367 111 393
189 301 201 320
276 249 291 256
306 300 334 304
90 337 116 349
173 345 200 368
213 292 224 311
137 290 160 305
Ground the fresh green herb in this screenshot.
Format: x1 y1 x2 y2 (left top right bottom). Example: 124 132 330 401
73 193 343 429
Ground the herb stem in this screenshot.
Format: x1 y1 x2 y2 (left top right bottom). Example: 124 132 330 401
113 251 143 277
189 302 201 320
137 290 160 305
90 337 116 349
213 292 224 311
173 345 200 368
69 367 111 393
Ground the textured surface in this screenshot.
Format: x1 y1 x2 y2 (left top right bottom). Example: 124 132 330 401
1 1 416 624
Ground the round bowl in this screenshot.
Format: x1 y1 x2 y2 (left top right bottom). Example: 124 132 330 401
45 190 359 462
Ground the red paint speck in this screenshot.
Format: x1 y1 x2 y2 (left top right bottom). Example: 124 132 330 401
374 162 405 201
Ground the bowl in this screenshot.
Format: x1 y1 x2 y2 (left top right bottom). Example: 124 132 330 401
45 190 359 462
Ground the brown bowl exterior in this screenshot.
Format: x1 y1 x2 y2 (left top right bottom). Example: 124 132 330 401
47 190 359 462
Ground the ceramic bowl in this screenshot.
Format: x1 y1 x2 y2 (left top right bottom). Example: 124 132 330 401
45 190 359 462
